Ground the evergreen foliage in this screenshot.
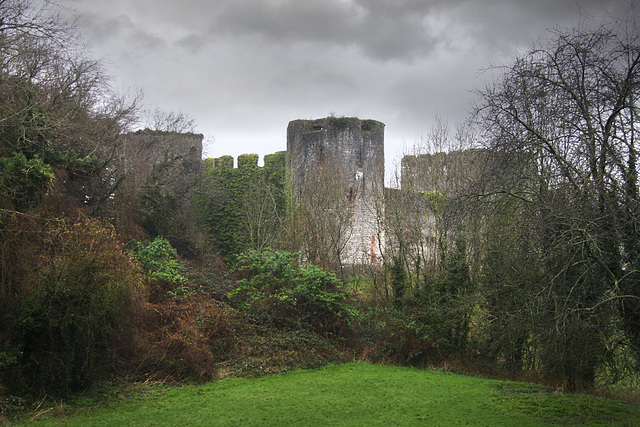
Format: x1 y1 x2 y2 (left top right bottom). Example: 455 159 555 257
0 152 54 210
229 249 354 337
433 238 475 355
131 236 191 301
132 236 186 284
390 257 407 308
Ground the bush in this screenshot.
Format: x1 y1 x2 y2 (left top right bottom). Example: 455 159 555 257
390 258 407 307
228 249 355 337
134 299 233 381
0 152 54 211
1 215 144 396
131 236 190 301
355 303 444 366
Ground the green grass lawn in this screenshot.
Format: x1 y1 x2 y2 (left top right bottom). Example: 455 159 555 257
16 363 640 426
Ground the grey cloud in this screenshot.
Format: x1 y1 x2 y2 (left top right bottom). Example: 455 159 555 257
175 33 210 53
446 0 635 52
81 0 635 62
80 12 166 53
271 60 358 94
210 0 449 62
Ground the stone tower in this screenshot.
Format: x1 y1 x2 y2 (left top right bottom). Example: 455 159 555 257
287 117 384 266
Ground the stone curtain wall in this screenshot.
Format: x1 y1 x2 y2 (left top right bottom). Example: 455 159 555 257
397 148 493 271
287 117 385 266
202 152 286 261
119 129 203 198
117 122 492 271
115 129 204 253
401 148 489 195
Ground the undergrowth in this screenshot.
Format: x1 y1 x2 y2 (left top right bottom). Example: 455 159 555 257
2 246 639 423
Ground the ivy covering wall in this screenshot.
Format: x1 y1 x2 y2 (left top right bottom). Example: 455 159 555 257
199 151 286 263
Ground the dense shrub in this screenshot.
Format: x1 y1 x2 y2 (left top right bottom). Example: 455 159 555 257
223 323 340 378
430 238 476 356
228 249 355 337
351 249 476 366
355 303 446 366
390 257 407 308
134 299 234 381
131 236 190 302
0 152 54 211
1 213 145 396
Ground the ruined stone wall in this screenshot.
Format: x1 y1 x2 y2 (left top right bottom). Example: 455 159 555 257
397 148 492 271
119 129 203 197
114 129 204 252
401 148 489 196
287 117 385 265
202 151 287 261
115 123 492 271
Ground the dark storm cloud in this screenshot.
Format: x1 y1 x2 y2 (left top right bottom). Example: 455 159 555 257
80 0 634 63
447 0 634 50
211 0 447 61
73 0 637 171
207 0 633 62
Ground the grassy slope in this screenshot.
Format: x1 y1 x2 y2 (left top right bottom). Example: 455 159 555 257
21 364 640 426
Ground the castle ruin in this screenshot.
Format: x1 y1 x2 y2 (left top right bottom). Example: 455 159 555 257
131 117 482 270
287 117 385 266
115 129 204 254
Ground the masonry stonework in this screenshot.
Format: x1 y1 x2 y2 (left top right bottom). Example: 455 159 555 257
119 129 204 197
401 148 489 195
287 117 385 265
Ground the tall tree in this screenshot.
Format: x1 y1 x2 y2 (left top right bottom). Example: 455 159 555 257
0 0 140 214
0 1 145 395
473 13 640 388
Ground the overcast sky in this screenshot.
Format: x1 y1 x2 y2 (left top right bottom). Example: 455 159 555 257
73 0 635 172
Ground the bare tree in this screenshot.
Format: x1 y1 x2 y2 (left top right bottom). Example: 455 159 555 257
142 108 197 133
381 118 480 294
239 174 284 251
472 12 640 389
299 156 354 276
0 0 141 212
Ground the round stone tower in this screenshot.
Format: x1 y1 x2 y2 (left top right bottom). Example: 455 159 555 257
287 116 385 266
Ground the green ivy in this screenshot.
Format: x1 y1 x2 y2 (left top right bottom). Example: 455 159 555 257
44 148 100 171
423 190 445 212
390 257 407 308
0 152 54 210
199 152 286 263
328 116 350 130
361 119 380 132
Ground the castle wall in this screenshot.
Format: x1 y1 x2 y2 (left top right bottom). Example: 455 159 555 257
115 129 204 253
401 148 489 195
287 117 385 266
397 148 492 271
115 122 490 272
119 129 203 197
